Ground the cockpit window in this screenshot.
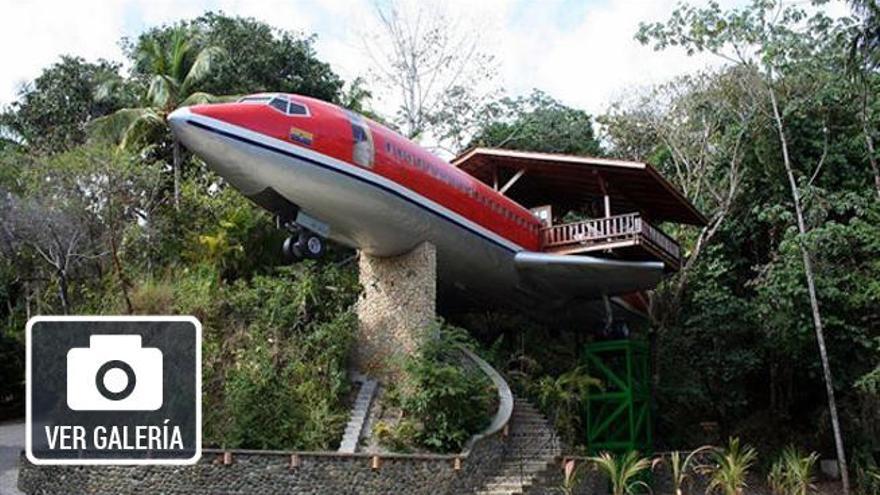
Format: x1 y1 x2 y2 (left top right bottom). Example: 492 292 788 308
238 96 271 104
265 95 310 117
269 97 290 114
288 101 308 116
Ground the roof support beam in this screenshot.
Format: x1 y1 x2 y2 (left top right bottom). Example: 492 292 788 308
499 168 527 195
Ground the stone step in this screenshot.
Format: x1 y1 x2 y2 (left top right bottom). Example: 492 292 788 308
480 479 533 492
511 418 553 424
472 397 560 495
496 463 554 476
503 450 560 459
337 377 378 453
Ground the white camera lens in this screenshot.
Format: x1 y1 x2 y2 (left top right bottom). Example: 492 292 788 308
95 360 137 401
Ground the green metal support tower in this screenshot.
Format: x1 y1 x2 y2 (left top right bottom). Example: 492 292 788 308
582 339 652 454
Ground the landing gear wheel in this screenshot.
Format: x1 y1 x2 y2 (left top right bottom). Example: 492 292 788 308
282 236 302 263
295 231 325 259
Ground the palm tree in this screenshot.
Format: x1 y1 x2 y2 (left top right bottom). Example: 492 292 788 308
90 27 225 209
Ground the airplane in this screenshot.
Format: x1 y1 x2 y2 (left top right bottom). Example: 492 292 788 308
168 93 703 328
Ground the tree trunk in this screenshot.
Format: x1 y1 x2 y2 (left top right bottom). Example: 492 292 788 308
57 269 70 315
173 138 182 211
859 26 880 198
24 281 31 320
768 81 851 495
109 231 133 314
861 93 880 197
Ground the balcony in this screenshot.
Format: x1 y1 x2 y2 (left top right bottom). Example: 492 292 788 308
540 212 681 271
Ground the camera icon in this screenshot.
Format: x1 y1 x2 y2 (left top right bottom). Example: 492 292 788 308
67 335 163 411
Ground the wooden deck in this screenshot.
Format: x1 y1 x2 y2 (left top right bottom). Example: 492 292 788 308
540 212 681 270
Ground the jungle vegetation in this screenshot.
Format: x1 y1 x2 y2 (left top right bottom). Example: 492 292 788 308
0 2 876 485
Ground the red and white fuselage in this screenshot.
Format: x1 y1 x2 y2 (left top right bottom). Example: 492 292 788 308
169 94 661 325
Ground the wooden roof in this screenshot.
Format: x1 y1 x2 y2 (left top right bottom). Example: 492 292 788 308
451 148 707 226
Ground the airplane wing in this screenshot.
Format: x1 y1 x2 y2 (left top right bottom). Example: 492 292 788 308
513 251 664 300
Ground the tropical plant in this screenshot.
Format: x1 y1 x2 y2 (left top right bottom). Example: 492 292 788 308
767 446 819 495
663 447 714 495
589 451 653 495
532 366 602 444
705 438 757 495
853 448 880 495
557 458 587 495
89 26 226 209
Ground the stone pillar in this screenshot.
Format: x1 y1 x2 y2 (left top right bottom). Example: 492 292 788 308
354 242 436 380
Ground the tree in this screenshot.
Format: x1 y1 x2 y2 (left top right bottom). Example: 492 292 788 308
90 26 225 210
0 191 95 314
602 69 757 331
848 0 880 196
362 0 498 146
467 89 603 156
638 2 854 492
0 56 130 153
187 12 345 102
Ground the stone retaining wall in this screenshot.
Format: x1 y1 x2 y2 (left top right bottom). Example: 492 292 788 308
18 433 506 494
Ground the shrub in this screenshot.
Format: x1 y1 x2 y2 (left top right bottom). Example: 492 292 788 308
853 448 880 495
767 446 818 495
706 438 757 495
384 322 494 453
531 366 601 445
588 451 653 495
374 419 420 452
662 447 713 495
202 262 360 450
0 328 24 415
130 277 175 314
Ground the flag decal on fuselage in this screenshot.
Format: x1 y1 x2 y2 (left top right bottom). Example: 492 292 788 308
289 127 314 146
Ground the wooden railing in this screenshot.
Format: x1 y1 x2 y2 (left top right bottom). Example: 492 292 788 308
540 212 681 266
638 218 681 262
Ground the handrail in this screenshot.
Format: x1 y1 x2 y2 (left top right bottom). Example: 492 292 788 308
540 212 680 264
458 345 514 454
541 212 641 248
640 221 681 260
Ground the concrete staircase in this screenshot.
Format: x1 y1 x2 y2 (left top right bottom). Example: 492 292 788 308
338 374 378 453
474 399 561 495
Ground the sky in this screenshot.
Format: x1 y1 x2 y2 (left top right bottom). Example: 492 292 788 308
0 0 850 118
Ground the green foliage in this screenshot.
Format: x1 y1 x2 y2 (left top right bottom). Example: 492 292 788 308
851 446 880 495
469 89 603 156
132 12 345 102
767 446 819 495
706 438 758 495
181 183 286 278
662 447 714 495
90 25 225 150
196 262 359 449
0 326 24 415
0 56 132 153
373 419 420 453
384 322 493 453
588 451 653 495
531 366 602 445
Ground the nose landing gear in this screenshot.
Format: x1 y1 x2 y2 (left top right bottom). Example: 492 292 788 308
282 228 326 262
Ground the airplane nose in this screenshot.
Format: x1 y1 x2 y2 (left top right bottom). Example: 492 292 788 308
166 103 267 196
167 106 190 133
